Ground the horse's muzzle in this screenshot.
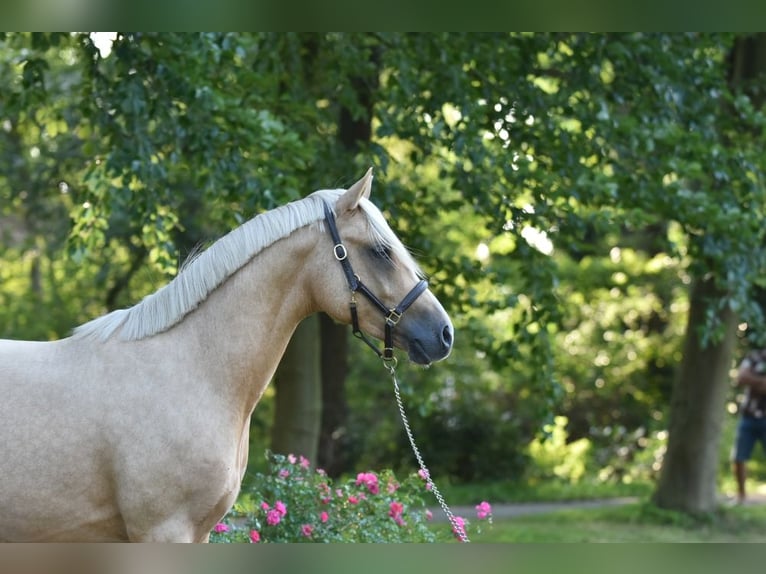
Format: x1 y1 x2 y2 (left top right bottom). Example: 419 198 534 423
406 320 454 366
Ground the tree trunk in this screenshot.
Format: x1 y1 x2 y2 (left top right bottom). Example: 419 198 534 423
317 35 381 475
270 314 322 462
317 313 350 475
652 276 737 512
262 34 325 464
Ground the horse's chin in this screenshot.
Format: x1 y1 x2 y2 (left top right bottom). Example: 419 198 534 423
407 340 437 366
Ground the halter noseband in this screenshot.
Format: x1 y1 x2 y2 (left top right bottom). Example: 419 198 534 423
323 202 428 364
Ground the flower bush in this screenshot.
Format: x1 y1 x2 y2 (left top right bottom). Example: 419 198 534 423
210 452 492 543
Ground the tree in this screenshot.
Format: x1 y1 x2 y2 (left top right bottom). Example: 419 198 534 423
270 315 322 462
653 33 766 512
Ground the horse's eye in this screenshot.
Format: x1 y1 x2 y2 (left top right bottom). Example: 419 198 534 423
370 244 392 261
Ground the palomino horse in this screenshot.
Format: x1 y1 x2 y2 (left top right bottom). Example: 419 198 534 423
0 169 453 542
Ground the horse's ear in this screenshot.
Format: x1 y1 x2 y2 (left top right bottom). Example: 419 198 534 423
337 167 373 213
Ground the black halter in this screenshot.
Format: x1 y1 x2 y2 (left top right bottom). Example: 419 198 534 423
323 202 428 363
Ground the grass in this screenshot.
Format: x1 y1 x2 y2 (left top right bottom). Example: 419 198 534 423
468 501 766 543
435 473 766 542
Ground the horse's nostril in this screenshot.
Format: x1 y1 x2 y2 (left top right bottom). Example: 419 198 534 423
442 324 453 347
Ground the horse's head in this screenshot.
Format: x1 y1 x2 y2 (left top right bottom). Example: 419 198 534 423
310 169 453 366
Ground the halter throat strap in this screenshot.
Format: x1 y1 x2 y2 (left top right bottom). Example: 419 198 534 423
323 202 428 362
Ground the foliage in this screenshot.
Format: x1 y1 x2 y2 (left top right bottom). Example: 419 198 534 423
526 416 591 483
336 338 537 484
209 452 492 543
3 33 766 489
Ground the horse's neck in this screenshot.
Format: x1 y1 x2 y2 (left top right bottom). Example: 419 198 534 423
173 226 318 420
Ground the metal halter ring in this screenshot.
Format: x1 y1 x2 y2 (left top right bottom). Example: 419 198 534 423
334 244 348 261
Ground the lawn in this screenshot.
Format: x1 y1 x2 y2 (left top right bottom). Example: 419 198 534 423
468 501 766 543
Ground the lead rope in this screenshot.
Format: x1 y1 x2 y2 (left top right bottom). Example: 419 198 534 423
385 360 470 543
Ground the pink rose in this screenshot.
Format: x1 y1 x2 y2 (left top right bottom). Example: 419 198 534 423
475 501 492 520
266 509 282 526
451 516 467 540
355 472 380 495
388 501 404 519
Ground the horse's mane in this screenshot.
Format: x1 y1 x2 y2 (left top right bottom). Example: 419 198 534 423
73 187 420 342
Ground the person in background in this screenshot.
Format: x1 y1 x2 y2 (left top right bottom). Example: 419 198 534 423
732 347 766 504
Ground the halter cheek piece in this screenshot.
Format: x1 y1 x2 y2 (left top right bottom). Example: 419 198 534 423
323 202 428 365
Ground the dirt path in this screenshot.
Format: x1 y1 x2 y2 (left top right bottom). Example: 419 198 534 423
429 497 639 523
429 493 766 523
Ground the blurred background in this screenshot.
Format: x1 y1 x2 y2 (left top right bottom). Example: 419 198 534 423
2 33 766 522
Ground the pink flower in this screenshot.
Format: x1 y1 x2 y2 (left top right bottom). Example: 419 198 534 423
320 511 329 523
301 524 314 538
278 469 290 479
299 455 310 468
261 501 270 511
387 480 399 494
355 472 380 494
266 509 282 526
348 495 360 504
213 523 229 533
249 529 261 543
475 501 492 520
451 516 468 540
417 469 432 491
287 454 297 464
425 509 433 521
388 501 404 519
389 500 406 525
275 500 287 516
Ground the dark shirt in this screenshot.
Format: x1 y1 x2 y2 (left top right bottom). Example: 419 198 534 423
740 348 766 418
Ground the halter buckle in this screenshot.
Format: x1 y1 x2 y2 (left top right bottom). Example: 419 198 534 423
386 309 402 326
334 243 348 261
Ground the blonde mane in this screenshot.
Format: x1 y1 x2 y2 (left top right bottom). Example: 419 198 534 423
73 187 420 342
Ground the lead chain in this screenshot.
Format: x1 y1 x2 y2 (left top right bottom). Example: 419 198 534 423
388 364 470 543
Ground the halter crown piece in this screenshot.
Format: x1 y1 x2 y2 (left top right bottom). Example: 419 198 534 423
323 202 428 367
